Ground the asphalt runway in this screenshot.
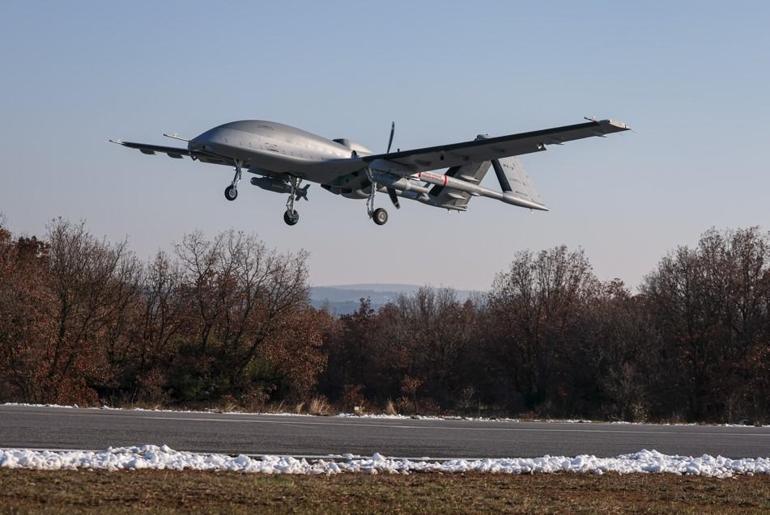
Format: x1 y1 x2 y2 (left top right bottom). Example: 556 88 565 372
1 405 769 458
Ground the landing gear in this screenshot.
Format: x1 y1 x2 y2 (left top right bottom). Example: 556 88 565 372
372 208 388 225
224 160 243 201
365 169 388 226
283 176 303 226
224 185 238 201
283 209 300 226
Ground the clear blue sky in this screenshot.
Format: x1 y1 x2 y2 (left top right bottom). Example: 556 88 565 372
1 1 769 290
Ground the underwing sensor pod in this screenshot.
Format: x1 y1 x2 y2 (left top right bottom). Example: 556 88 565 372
112 117 629 226
250 176 293 194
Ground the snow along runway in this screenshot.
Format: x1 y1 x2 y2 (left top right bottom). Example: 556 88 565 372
1 445 769 478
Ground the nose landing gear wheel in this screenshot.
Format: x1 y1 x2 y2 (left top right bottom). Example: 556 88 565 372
224 185 238 201
225 160 243 201
372 208 388 226
283 209 300 226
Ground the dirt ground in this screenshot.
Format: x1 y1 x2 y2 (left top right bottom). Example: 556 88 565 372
1 469 769 513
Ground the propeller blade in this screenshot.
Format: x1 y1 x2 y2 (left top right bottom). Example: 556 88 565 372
387 187 400 209
386 121 395 154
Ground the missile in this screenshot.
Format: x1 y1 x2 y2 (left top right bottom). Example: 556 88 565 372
369 171 430 194
415 171 548 211
370 167 546 211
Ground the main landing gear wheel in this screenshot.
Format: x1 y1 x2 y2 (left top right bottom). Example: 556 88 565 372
372 208 388 226
364 167 390 226
283 209 300 226
224 185 238 201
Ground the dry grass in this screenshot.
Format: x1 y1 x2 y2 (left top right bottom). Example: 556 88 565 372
0 469 768 514
384 399 398 416
307 396 330 416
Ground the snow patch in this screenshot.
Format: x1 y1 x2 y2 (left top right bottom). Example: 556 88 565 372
338 413 593 424
3 403 767 427
1 403 315 417
0 404 617 425
1 446 768 478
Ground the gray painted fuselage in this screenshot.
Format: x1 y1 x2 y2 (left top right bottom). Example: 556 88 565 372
189 120 370 184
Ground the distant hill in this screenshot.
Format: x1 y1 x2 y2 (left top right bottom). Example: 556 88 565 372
309 283 483 315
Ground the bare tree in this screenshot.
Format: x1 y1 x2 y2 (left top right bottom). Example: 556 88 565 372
171 230 317 402
642 227 770 421
487 246 599 414
42 219 142 403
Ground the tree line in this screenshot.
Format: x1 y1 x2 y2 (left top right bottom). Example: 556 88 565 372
1 218 768 423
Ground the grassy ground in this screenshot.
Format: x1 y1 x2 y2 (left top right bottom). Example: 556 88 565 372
1 470 769 513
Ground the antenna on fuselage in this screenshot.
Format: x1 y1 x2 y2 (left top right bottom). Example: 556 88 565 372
163 132 189 142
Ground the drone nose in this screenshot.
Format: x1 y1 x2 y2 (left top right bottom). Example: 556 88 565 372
188 132 215 152
188 139 204 151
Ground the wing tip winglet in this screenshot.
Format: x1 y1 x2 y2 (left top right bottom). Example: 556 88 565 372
585 116 631 131
606 119 631 130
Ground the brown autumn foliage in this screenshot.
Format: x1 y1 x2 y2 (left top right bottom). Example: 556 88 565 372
0 219 327 408
320 230 770 423
0 217 768 423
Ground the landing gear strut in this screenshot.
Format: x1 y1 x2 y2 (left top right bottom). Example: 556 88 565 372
224 160 243 201
365 169 388 226
283 176 302 226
